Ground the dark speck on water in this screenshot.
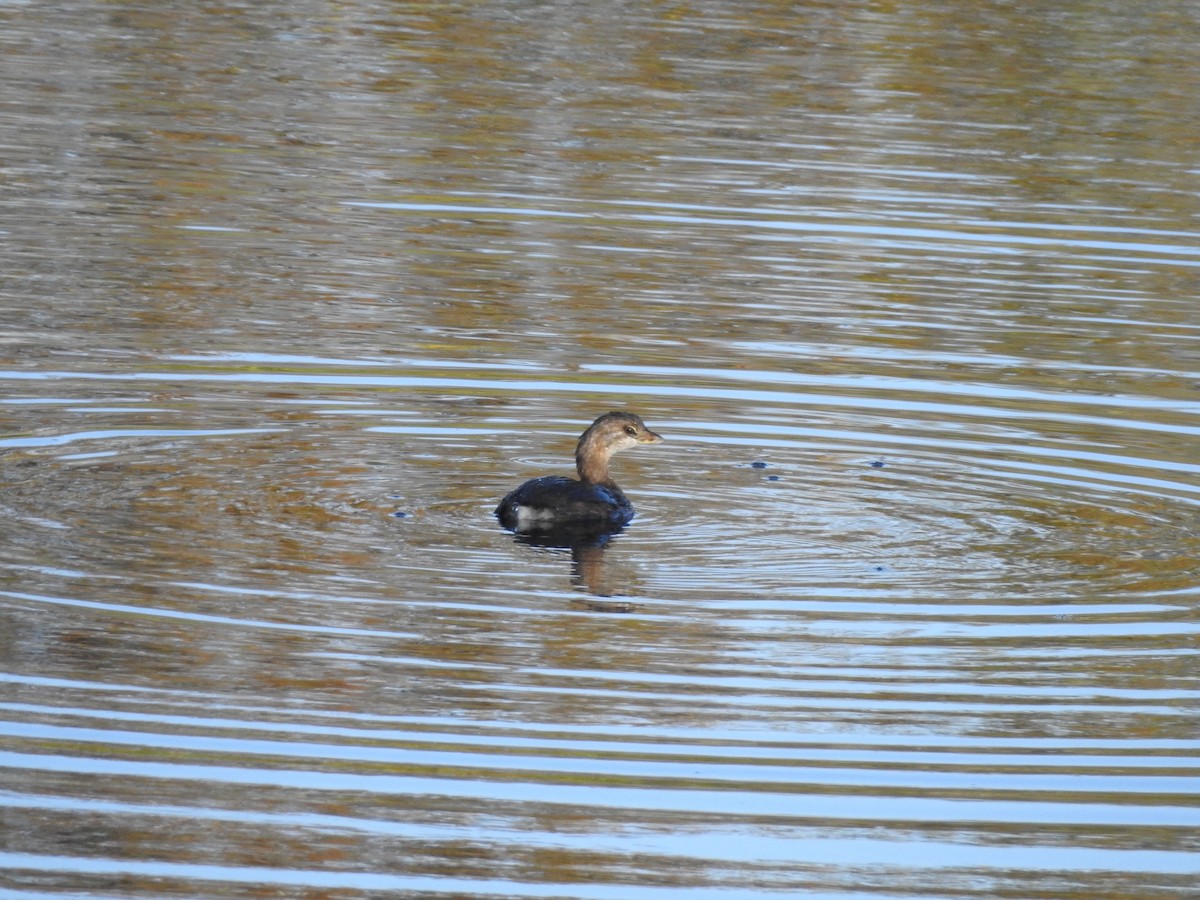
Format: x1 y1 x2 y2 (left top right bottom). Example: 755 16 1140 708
869 460 886 468
750 461 768 469
766 474 781 481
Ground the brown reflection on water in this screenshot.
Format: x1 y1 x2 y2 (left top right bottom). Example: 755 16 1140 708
6 0 1193 371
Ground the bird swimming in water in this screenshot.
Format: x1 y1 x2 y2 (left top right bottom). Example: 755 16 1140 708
495 412 663 535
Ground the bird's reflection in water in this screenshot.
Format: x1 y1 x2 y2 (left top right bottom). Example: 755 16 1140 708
512 526 636 612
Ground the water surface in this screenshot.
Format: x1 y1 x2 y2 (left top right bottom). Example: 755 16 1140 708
2 1 1199 898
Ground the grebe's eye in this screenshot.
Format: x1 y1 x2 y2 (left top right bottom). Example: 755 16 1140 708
624 425 637 436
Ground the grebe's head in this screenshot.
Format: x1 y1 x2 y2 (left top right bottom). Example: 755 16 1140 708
573 412 663 484
582 411 664 455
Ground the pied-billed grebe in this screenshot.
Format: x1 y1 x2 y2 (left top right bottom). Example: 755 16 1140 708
495 411 664 534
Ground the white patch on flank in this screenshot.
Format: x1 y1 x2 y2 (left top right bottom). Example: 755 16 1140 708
514 506 557 530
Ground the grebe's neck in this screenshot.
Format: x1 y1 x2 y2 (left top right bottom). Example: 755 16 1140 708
575 429 615 486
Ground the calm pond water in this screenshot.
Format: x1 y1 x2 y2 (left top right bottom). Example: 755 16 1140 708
2 1 1200 898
